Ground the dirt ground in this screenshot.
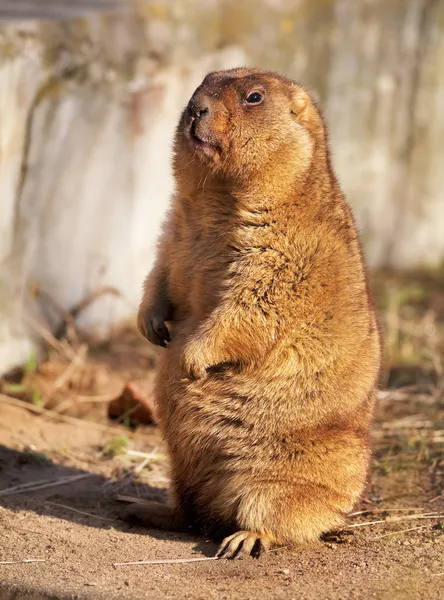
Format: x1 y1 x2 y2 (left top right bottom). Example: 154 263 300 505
0 385 443 600
1 273 443 600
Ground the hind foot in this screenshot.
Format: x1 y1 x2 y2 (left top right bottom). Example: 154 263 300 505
120 500 186 532
217 531 271 559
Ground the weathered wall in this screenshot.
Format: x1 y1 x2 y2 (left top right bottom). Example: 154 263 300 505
0 8 247 373
1 0 443 373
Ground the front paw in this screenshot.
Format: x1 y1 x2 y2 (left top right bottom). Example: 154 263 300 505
180 341 209 380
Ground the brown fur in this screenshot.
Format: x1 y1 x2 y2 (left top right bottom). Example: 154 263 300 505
128 68 382 558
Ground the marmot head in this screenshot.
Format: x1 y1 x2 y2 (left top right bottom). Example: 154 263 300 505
173 68 327 191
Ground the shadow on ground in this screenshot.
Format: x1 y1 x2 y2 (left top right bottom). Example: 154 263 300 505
0 445 216 555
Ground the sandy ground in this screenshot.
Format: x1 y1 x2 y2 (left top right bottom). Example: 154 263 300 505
0 393 443 600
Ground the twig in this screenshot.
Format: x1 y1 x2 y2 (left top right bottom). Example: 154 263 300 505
0 473 93 497
349 514 443 528
0 394 131 435
382 420 434 430
126 449 166 462
21 312 75 359
126 450 161 459
377 385 431 400
134 456 153 474
0 559 46 565
429 493 444 504
0 476 63 494
54 343 88 389
349 520 386 528
113 557 219 566
54 286 122 340
372 525 428 540
349 507 425 516
377 389 436 404
386 514 443 522
125 448 164 474
30 283 122 342
116 495 147 504
45 501 117 522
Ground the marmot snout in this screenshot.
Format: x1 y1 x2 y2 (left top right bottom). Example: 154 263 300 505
128 68 382 559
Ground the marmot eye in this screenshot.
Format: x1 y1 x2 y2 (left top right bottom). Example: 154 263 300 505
245 91 263 105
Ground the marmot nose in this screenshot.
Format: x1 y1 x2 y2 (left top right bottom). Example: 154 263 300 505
188 95 211 121
195 106 209 120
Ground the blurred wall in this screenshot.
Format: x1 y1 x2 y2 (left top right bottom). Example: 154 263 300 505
0 0 443 373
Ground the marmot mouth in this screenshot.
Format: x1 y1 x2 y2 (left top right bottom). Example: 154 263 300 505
188 121 221 159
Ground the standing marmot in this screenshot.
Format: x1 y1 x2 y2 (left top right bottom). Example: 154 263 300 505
125 68 382 558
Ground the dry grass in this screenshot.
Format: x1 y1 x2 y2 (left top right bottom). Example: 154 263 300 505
373 269 444 385
1 285 156 423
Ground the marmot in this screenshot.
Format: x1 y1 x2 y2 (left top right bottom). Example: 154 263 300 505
125 68 382 558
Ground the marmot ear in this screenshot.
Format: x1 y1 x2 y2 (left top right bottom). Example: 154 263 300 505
290 85 313 125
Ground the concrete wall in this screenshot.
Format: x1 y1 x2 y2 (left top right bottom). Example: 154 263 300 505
1 0 443 373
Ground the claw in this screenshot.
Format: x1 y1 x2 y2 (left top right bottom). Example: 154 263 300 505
153 316 171 342
144 317 170 347
253 537 270 558
216 531 271 559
